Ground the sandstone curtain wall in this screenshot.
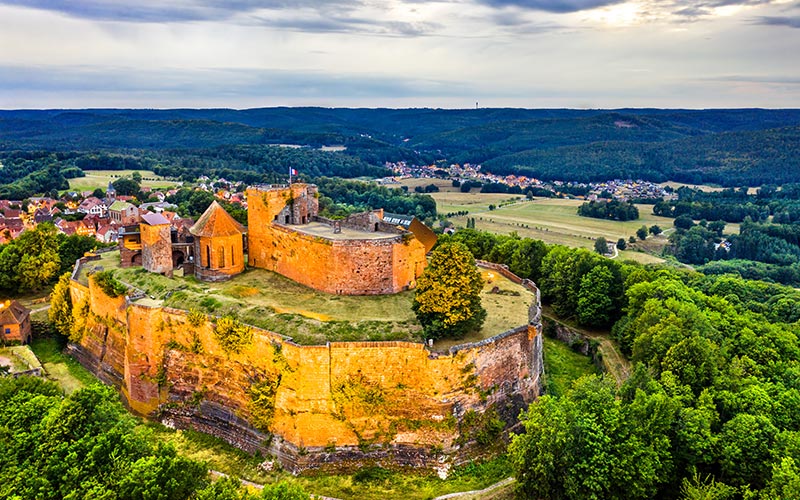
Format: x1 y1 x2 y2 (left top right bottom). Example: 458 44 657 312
67 274 543 473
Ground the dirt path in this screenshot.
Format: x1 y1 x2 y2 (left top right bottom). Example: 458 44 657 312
431 477 515 500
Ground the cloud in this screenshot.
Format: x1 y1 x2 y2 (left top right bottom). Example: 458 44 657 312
0 65 477 99
250 14 442 36
756 15 800 27
476 0 624 13
704 74 800 84
0 0 360 23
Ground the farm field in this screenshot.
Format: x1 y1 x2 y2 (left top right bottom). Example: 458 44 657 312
68 169 179 191
434 193 673 256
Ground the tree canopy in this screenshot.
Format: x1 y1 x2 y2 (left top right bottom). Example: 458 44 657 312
413 241 486 340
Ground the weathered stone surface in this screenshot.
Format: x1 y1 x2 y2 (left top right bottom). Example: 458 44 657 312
68 267 544 473
141 222 173 277
247 184 427 295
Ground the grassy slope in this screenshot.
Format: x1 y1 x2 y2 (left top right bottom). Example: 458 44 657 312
68 169 178 191
542 337 598 398
29 336 98 394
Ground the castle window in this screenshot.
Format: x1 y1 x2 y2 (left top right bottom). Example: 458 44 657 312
219 247 225 268
206 245 210 268
231 246 235 266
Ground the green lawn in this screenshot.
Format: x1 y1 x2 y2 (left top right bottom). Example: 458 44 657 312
68 169 179 191
542 336 598 398
104 251 533 346
29 336 99 393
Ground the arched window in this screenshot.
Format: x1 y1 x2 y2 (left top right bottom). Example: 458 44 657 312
219 246 225 268
231 246 235 266
206 245 210 268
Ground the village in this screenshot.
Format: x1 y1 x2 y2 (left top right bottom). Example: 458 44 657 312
383 161 671 201
0 175 247 245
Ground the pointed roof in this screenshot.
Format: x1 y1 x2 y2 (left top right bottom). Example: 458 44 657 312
189 201 246 238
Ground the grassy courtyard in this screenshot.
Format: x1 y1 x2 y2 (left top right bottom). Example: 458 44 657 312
97 250 533 346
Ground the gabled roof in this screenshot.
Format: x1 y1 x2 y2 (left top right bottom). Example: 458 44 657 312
0 300 29 326
109 200 135 211
189 201 246 238
141 212 171 226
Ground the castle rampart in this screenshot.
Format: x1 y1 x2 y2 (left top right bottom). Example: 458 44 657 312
66 261 543 473
246 184 428 295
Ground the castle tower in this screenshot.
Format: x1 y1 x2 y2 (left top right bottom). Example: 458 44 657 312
190 201 246 282
140 213 174 277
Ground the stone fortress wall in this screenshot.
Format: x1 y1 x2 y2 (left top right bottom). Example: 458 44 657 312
67 257 544 473
246 184 428 295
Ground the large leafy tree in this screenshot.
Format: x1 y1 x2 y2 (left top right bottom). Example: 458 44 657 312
0 376 309 500
576 265 615 327
413 241 486 340
509 375 675 500
14 223 61 291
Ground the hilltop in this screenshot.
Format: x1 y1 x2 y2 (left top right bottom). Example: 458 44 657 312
1 107 799 187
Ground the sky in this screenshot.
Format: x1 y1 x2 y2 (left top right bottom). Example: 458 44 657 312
0 0 799 108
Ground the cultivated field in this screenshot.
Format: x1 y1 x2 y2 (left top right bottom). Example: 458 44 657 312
434 192 674 257
68 169 179 191
98 251 533 346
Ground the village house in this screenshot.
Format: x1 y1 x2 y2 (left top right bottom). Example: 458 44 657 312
108 200 140 225
77 197 108 217
0 300 32 344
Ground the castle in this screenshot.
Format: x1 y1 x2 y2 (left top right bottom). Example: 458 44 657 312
70 182 543 474
119 183 436 294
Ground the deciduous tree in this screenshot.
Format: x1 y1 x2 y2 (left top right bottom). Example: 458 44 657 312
413 242 486 340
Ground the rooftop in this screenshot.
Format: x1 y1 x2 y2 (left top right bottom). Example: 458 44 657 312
287 221 399 241
190 201 246 238
141 213 171 226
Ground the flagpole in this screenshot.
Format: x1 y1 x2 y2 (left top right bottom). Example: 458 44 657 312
289 166 292 185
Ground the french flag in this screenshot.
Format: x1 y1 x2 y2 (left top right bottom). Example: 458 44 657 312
290 167 298 176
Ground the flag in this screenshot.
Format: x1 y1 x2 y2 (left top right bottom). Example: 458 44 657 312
290 168 298 176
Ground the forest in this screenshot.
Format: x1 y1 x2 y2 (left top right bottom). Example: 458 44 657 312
655 186 800 285
578 199 640 221
2 108 800 193
441 228 800 499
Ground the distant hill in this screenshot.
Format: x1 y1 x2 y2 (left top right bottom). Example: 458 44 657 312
1 107 799 186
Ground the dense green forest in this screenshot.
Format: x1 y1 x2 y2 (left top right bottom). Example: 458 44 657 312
0 377 308 499
652 186 800 285
442 228 800 499
1 108 800 192
578 199 640 221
